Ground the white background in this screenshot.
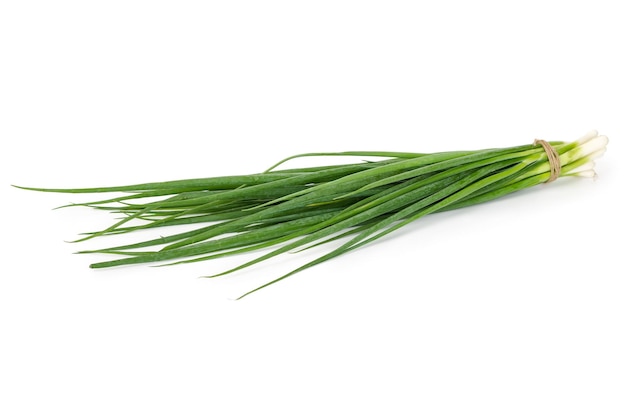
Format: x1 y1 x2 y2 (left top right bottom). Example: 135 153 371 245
1 1 624 411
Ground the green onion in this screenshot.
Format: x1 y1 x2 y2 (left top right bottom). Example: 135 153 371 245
14 130 608 298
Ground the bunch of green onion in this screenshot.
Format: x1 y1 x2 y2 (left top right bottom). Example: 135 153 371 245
16 130 608 298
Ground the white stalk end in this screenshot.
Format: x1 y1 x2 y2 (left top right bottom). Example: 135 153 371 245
586 147 607 161
578 134 609 156
567 161 596 175
570 170 598 178
575 130 599 145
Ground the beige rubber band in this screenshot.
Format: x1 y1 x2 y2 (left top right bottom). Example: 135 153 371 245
534 139 561 183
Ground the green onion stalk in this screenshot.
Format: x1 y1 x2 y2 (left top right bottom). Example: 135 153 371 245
15 130 608 298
